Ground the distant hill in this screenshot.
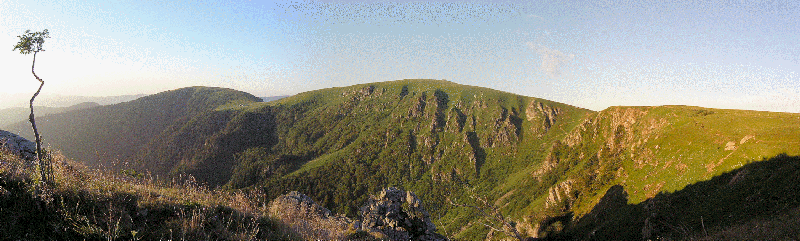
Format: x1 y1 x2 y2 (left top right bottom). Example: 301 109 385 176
0 102 100 128
6 80 799 240
260 95 291 102
4 87 262 168
0 93 145 109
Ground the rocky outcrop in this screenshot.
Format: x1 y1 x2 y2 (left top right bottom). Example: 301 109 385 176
360 187 446 241
545 179 576 210
0 129 36 161
343 85 379 103
269 187 447 241
268 191 354 240
527 101 561 136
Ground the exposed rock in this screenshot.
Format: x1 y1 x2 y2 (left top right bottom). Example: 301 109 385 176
725 141 737 151
0 129 37 161
360 187 446 241
268 191 354 240
563 118 590 147
343 85 378 102
485 107 521 148
532 149 560 181
527 101 561 136
545 179 575 210
269 188 447 241
740 135 755 144
409 93 427 118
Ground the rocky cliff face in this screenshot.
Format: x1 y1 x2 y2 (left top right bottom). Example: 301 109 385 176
0 130 36 162
527 100 562 137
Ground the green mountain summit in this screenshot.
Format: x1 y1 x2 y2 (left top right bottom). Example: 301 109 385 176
5 79 799 239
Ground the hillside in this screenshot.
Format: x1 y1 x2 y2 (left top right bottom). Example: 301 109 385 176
0 148 297 240
137 80 586 186
6 80 800 239
0 102 100 128
522 105 800 238
138 80 798 239
4 87 262 169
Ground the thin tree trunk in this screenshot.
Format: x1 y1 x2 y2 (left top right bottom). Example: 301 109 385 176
29 51 47 184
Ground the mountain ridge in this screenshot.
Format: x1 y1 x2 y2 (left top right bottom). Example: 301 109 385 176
4 86 262 168
4 79 799 239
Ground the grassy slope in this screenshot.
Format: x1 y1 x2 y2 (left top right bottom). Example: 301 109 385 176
614 106 800 203
527 105 800 239
130 80 800 240
128 79 590 239
238 79 592 238
561 153 800 240
6 80 798 240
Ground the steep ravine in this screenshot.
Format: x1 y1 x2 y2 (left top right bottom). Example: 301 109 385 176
6 80 800 240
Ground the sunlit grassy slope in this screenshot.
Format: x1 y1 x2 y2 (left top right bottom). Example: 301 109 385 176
609 106 800 203
144 79 799 239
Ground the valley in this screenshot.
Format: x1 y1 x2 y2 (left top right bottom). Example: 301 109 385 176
2 79 799 240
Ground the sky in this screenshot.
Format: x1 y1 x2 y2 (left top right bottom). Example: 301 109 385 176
2 0 799 112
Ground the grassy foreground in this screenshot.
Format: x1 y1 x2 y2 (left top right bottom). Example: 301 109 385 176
0 149 300 240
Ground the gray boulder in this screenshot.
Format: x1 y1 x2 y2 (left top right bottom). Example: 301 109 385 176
0 129 37 161
360 187 446 241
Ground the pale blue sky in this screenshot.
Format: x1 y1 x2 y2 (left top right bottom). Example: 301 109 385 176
2 0 799 112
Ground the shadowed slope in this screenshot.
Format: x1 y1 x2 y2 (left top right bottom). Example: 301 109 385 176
557 154 800 240
4 87 262 168
0 102 100 128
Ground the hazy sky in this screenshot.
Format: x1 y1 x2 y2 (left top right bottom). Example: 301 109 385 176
2 0 799 112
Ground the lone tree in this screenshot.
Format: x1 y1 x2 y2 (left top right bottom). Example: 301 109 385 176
13 29 51 184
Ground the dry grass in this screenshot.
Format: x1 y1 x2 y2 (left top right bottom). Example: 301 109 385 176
0 149 300 240
267 192 358 240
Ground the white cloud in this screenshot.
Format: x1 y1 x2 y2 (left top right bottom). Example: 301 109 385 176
527 43 574 78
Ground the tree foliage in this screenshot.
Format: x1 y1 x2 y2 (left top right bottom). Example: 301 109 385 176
13 29 50 54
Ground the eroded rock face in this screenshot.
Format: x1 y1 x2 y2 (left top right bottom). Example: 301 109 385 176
527 101 561 136
360 187 446 241
0 129 36 161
